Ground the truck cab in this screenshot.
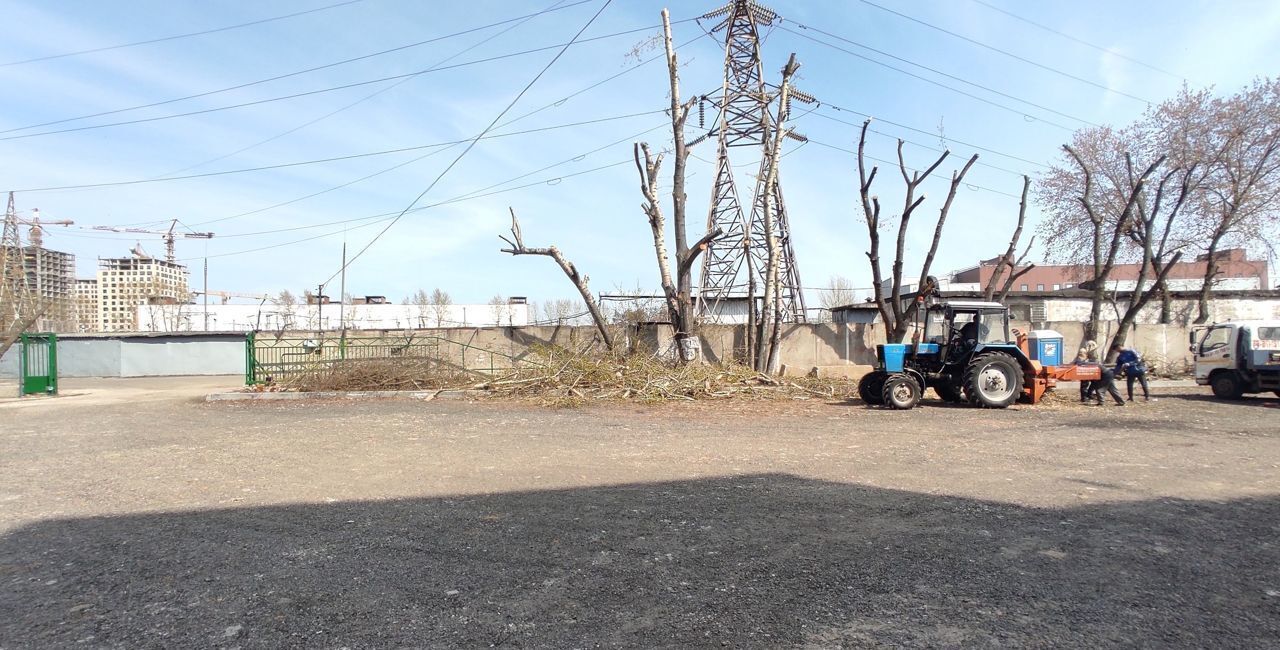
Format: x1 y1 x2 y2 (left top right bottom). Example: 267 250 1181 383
1191 321 1280 399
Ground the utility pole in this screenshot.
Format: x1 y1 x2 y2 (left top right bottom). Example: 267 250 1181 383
338 242 347 357
202 258 209 331
316 284 325 334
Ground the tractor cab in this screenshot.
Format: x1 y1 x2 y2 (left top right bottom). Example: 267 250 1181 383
923 301 1013 363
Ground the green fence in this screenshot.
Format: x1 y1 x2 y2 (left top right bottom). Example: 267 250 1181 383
245 332 531 385
19 332 58 396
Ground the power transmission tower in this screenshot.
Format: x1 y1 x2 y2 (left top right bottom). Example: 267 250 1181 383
696 0 810 324
2 192 36 338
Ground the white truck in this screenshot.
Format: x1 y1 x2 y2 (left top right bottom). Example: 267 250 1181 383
1190 320 1280 399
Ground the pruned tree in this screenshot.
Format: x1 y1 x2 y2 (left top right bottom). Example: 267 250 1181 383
752 53 802 374
982 176 1037 303
1060 143 1164 345
631 8 722 362
500 208 614 349
857 118 978 343
1106 162 1197 350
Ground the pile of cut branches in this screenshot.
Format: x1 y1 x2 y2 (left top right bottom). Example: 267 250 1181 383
280 358 480 392
472 350 855 404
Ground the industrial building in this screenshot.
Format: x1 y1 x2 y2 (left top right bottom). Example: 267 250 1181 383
93 256 191 332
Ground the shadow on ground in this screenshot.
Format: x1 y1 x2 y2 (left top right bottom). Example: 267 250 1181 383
1165 393 1280 408
2 475 1277 647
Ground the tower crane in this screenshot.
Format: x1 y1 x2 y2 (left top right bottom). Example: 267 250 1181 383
91 219 213 262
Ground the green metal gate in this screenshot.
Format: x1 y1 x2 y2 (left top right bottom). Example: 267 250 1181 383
19 332 58 396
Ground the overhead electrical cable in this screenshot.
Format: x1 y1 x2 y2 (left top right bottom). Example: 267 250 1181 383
0 0 367 67
321 0 615 287
143 0 577 181
0 0 593 134
180 158 632 261
856 0 1152 103
778 23 1092 130
967 0 1187 81
179 35 692 228
803 137 1023 199
7 109 664 193
0 16 683 142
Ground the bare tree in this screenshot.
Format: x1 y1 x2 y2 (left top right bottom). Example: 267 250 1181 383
818 275 857 321
1152 80 1280 322
500 208 614 349
543 298 581 325
1061 143 1163 344
982 176 1038 303
857 118 979 342
632 9 722 362
429 288 452 327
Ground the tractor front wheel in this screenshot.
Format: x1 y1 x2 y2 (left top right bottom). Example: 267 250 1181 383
881 373 922 410
963 352 1024 409
857 371 888 405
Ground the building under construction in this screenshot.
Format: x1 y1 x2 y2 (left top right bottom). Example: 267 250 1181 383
93 255 191 332
1 244 77 332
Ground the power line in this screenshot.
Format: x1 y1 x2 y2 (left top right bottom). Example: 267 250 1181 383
777 22 1090 131
320 0 615 288
143 0 577 182
802 137 1024 200
810 102 1051 170
795 110 1031 178
6 109 664 192
205 120 664 234
856 0 1152 103
0 1 593 134
0 0 367 67
967 0 1187 81
0 18 683 142
181 158 634 261
177 34 696 229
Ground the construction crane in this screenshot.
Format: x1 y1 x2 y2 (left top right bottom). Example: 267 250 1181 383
91 219 213 262
192 290 270 305
18 209 75 248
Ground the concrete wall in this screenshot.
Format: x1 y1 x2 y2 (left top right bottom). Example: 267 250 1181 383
0 318 1204 382
0 334 246 379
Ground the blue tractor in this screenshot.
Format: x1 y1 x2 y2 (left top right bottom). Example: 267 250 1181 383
857 300 1034 410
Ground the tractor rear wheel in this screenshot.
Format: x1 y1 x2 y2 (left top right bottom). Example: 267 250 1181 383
963 352 1024 409
881 373 922 410
857 371 888 405
933 381 963 403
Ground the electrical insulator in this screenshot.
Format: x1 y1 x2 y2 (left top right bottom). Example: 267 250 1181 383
699 98 706 128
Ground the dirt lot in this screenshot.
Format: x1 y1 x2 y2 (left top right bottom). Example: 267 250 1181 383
1 380 1278 647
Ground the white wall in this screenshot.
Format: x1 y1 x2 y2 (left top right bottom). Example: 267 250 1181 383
1 335 245 379
136 303 530 332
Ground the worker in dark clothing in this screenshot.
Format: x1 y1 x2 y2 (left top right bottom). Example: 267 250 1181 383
1111 343 1153 401
1077 341 1125 406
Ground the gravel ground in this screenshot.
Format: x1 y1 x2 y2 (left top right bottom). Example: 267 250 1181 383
1 381 1278 648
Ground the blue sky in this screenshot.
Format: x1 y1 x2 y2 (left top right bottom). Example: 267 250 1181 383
2 0 1278 309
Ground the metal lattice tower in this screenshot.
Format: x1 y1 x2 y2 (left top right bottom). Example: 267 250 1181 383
2 192 30 328
697 0 807 323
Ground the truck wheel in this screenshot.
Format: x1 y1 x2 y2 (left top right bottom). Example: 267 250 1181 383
881 373 922 410
857 371 888 405
934 382 963 403
963 352 1024 409
1210 372 1244 400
